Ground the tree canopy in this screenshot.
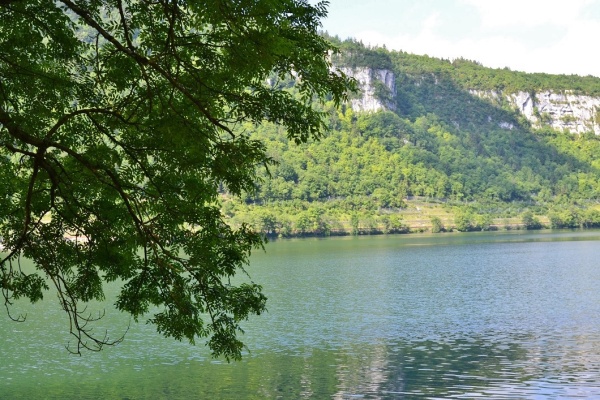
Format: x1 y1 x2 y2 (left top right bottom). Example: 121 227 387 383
219 39 600 237
0 0 351 359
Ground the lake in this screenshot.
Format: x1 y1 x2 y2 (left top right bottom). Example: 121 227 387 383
2 230 600 399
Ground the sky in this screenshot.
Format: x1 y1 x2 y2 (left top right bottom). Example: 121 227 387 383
317 0 600 77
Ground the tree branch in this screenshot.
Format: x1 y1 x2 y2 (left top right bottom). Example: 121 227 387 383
60 0 235 137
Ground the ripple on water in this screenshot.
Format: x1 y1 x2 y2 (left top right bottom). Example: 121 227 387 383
4 232 600 398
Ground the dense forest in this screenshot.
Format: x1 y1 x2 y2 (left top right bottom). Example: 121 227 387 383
223 38 600 237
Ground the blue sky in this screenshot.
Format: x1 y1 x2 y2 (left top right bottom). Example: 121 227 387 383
317 0 600 77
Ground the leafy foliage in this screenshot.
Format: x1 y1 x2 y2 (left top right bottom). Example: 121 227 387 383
0 0 351 359
327 36 393 70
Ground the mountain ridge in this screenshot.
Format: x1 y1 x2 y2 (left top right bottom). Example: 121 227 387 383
333 38 600 135
222 38 600 237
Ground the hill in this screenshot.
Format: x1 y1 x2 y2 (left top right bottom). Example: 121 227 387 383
222 38 600 236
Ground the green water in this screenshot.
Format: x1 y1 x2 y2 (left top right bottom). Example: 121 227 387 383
3 230 600 399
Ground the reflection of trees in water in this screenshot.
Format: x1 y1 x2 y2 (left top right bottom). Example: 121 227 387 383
386 337 531 397
176 333 600 398
518 332 600 382
328 334 600 398
331 343 395 399
325 337 531 398
219 337 534 398
10 333 596 399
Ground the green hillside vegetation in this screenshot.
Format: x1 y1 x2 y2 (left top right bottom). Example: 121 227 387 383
222 38 600 237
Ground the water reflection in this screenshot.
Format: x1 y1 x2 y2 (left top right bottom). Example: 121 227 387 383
3 231 600 398
4 331 599 399
236 334 600 399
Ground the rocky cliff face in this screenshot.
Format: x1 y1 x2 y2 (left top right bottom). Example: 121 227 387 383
471 90 600 134
341 67 396 112
341 65 599 134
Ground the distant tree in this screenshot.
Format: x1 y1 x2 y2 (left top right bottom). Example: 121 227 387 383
350 213 360 235
0 0 352 359
472 214 493 231
430 216 444 233
454 210 473 232
522 211 543 230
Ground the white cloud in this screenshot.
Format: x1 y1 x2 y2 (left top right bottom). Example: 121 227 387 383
461 0 594 28
353 2 600 77
536 18 600 76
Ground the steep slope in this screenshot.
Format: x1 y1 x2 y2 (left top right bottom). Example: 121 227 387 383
333 38 600 134
223 38 600 236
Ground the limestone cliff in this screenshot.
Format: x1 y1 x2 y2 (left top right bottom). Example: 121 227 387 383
471 89 600 134
341 67 396 112
338 63 599 134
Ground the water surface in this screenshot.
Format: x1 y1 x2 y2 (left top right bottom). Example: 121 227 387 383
2 230 600 399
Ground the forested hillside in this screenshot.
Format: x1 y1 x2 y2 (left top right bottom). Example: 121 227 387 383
223 38 600 236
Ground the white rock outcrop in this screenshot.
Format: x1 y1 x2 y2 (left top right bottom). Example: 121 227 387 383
471 89 600 134
338 67 599 134
341 67 396 112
